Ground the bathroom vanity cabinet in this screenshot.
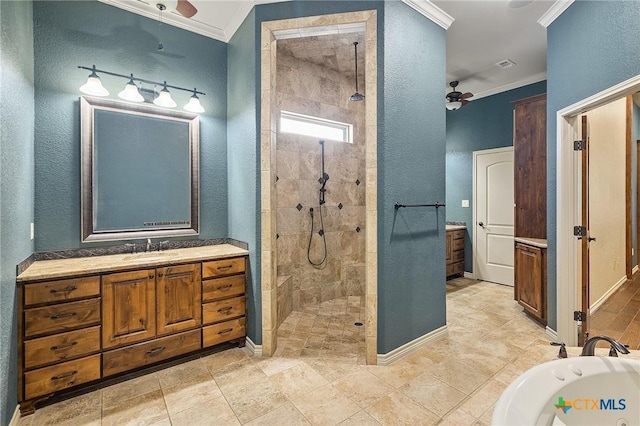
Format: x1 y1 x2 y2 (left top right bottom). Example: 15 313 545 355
16 245 247 414
446 228 465 277
514 241 547 324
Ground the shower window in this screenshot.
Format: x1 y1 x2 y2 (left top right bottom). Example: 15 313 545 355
280 111 352 143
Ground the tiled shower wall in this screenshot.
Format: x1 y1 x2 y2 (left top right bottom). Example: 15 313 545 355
275 47 366 327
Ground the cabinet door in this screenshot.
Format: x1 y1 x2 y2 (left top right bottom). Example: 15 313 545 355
156 263 201 336
515 244 543 320
102 270 156 349
446 231 453 265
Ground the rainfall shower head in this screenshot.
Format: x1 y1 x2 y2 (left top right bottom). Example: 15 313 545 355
349 41 364 102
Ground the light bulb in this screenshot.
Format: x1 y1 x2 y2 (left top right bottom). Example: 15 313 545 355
183 90 205 113
153 83 177 108
445 101 462 111
79 68 109 96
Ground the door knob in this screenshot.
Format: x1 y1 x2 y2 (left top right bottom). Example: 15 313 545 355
588 236 596 242
479 222 485 228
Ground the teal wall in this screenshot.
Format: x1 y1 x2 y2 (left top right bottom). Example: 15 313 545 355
33 0 228 251
379 1 447 352
547 0 640 331
446 81 546 272
227 9 260 342
0 1 35 423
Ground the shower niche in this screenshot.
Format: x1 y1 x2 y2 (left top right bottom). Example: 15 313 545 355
274 32 367 336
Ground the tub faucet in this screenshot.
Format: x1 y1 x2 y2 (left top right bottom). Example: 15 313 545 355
580 335 629 356
146 238 152 252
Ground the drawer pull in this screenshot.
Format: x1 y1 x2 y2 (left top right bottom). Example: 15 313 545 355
51 370 78 381
50 312 78 320
216 265 233 271
146 346 167 356
217 307 233 314
51 341 78 351
216 284 233 290
49 285 77 294
217 328 234 335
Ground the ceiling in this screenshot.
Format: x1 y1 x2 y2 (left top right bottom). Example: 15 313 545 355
99 0 559 101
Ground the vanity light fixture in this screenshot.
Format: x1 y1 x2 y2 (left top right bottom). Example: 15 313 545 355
183 88 205 113
153 82 177 108
117 74 144 103
77 65 205 112
79 65 109 96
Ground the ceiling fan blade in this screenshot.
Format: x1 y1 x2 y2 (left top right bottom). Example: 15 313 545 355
176 0 197 18
461 99 470 106
460 92 474 99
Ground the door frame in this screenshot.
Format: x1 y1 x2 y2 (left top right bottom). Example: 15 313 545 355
472 146 515 283
556 74 640 346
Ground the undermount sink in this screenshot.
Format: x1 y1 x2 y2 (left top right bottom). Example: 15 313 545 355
122 251 180 261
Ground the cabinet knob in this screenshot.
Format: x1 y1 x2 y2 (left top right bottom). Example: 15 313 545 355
158 273 164 278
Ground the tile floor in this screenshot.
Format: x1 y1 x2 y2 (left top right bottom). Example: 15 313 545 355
20 278 561 426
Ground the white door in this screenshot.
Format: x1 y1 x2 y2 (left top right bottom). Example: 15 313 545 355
474 147 514 286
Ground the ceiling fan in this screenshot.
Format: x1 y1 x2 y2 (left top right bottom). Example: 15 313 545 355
445 81 473 111
154 0 198 18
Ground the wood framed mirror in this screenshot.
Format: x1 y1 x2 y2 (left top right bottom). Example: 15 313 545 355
81 96 199 242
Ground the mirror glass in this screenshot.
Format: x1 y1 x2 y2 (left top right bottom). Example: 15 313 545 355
81 96 199 242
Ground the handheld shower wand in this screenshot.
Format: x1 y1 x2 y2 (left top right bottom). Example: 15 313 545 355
308 140 328 266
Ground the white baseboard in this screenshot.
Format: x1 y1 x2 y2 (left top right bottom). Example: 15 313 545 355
9 405 20 426
376 325 447 366
245 337 262 357
546 326 558 343
463 272 474 279
590 275 627 315
634 265 639 275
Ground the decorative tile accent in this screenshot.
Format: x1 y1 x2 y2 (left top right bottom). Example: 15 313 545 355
355 179 360 186
318 177 324 184
276 175 280 182
318 230 324 236
276 233 280 240
296 203 303 211
356 227 361 233
338 203 343 210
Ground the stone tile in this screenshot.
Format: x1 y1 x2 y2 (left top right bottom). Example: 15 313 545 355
102 373 160 409
399 373 466 417
440 408 476 426
332 369 394 408
169 395 240 426
33 390 102 426
212 358 269 394
222 376 288 424
269 362 330 399
365 390 440 426
457 380 505 419
424 357 491 395
245 401 311 426
156 358 208 389
162 373 222 416
339 410 382 425
102 390 169 426
290 384 360 426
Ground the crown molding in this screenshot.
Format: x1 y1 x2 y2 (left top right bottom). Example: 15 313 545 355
538 0 575 28
401 0 454 30
471 71 547 101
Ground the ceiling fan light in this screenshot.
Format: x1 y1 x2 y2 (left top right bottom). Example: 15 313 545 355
446 100 462 111
153 83 177 108
184 91 205 113
118 76 144 102
79 68 109 96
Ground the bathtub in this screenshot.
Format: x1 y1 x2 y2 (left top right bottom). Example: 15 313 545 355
492 356 640 425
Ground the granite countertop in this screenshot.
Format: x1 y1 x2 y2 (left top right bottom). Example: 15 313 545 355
17 244 249 282
515 237 547 248
446 225 466 231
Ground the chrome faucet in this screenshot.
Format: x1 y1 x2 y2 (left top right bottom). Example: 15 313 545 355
581 335 629 356
146 238 152 252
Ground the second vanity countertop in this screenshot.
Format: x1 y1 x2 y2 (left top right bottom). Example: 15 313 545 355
446 225 466 231
17 244 249 282
515 237 547 249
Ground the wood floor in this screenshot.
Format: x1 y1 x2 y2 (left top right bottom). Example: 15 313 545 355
590 273 640 350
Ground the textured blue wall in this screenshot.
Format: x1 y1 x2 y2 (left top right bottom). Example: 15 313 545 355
547 0 640 330
0 1 35 422
446 81 546 272
33 0 228 251
378 1 446 353
227 9 260 342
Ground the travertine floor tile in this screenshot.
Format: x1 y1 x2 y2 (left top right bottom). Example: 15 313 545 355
339 410 382 425
169 395 239 426
332 369 393 408
269 362 330 399
290 384 360 425
244 401 311 426
101 389 169 426
102 373 160 410
33 390 102 426
365 390 439 426
399 373 466 418
222 375 288 424
161 373 222 416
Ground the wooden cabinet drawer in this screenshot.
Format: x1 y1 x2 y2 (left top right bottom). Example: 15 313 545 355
452 230 465 240
24 354 101 400
203 296 246 325
453 249 464 263
203 275 245 303
202 257 245 279
203 317 245 347
24 276 100 306
24 298 101 338
103 329 201 377
452 238 464 251
24 326 101 370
